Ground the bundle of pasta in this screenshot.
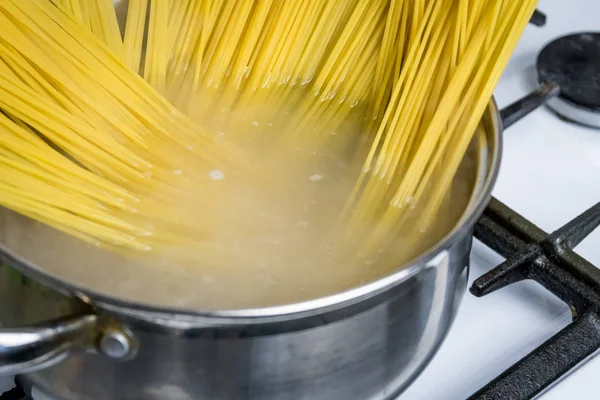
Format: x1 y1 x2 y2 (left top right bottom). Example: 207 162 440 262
340 0 538 262
0 0 538 272
0 0 238 255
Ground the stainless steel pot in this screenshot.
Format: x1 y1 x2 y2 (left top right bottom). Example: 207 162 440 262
0 95 501 399
0 3 511 398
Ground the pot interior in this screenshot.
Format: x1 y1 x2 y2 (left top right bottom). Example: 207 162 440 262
0 102 499 311
0 1 500 312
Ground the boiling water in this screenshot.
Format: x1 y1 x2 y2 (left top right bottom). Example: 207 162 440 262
0 88 477 310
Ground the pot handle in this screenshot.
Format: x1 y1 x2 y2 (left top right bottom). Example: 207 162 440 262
0 314 97 375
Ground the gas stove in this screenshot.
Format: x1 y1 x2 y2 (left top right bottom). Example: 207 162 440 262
2 0 600 399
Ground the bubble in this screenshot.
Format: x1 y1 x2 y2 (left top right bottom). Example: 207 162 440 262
209 169 225 181
217 132 225 137
173 169 183 175
330 131 337 135
252 121 260 127
309 174 324 182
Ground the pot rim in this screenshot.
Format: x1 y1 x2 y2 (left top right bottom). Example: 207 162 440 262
0 100 502 321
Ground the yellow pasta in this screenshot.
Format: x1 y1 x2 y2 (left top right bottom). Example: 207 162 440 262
144 0 169 93
123 0 148 73
0 0 538 273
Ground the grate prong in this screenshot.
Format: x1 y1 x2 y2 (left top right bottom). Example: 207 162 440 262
529 9 547 27
470 250 538 297
550 202 600 250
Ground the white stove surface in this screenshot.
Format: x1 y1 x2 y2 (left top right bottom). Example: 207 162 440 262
2 0 600 399
0 381 10 397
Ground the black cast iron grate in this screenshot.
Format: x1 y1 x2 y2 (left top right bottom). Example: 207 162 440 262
467 197 600 400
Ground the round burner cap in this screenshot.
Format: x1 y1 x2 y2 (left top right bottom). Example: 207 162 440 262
537 32 600 128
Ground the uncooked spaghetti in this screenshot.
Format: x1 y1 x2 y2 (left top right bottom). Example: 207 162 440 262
0 0 537 281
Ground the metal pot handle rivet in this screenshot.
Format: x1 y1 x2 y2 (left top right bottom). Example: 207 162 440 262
98 328 136 360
